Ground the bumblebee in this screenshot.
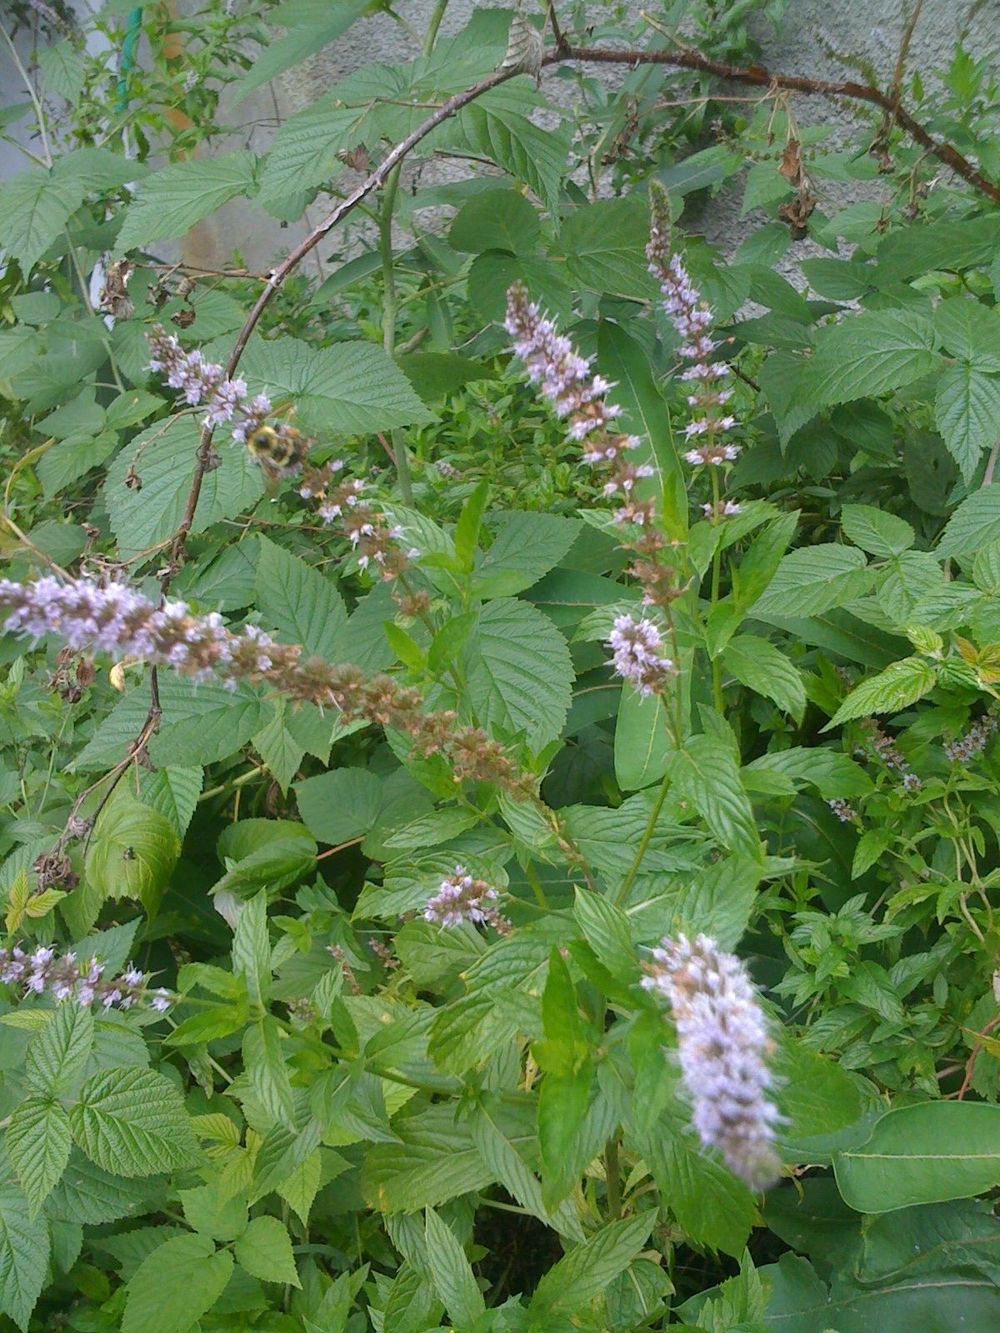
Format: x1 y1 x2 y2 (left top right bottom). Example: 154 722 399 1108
244 424 309 481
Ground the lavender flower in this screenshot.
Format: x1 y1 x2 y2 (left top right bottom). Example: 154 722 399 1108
647 205 741 477
828 799 857 823
424 866 509 932
0 576 534 797
944 714 997 764
642 933 781 1190
702 499 741 521
504 284 657 531
607 614 675 697
858 719 922 792
0 943 172 1012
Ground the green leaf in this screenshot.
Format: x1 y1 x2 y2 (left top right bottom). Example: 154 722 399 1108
240 335 433 437
122 1233 233 1333
463 598 574 748
794 310 939 412
0 168 85 274
84 794 180 917
105 415 264 564
179 1183 248 1241
232 893 271 1010
255 535 349 663
365 1105 494 1212
0 1185 49 1331
474 512 581 598
937 487 1000 559
455 480 490 573
253 702 306 793
397 352 495 402
234 1215 300 1287
233 0 371 101
834 1102 1000 1213
26 1002 94 1100
826 656 937 727
751 544 875 618
559 198 658 300
294 768 384 845
69 1067 201 1177
840 504 915 558
641 1127 754 1256
597 320 688 541
934 364 1000 483
723 635 806 722
614 687 672 793
137 766 203 838
37 40 86 102
449 188 540 253
744 747 872 799
529 1215 653 1318
6 1098 71 1215
116 152 257 250
572 888 635 980
450 92 569 211
933 297 1000 369
470 1103 584 1242
423 1207 485 1326
47 1152 154 1225
672 735 761 858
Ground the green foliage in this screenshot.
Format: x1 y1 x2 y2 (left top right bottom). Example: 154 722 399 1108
2 0 1000 1327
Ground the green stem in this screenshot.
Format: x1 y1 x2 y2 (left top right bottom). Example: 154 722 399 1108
523 860 550 910
379 165 413 504
423 0 450 54
605 1134 622 1219
709 468 724 712
615 771 671 906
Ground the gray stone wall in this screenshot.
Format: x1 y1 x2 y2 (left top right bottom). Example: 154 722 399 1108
1 1 996 271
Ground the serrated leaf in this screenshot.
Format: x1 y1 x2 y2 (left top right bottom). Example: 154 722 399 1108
752 544 875 618
572 888 635 979
0 168 85 274
463 598 573 748
826 656 937 727
723 635 806 722
559 198 659 300
232 893 271 1010
793 310 939 413
840 504 915 558
937 487 1000 559
104 415 264 563
935 364 1000 483
84 795 179 917
672 735 761 857
295 768 384 846
46 1152 155 1224
116 152 257 250
6 1098 71 1215
234 1214 300 1287
474 512 581 598
137 766 203 838
449 92 569 211
0 1184 49 1331
449 188 540 254
26 1002 94 1100
364 1105 493 1212
233 0 371 102
423 1207 484 1326
239 336 432 436
253 702 305 792
122 1232 233 1333
529 1215 653 1318
255 535 349 663
69 1067 201 1177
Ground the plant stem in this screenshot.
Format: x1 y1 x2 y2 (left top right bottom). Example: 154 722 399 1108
523 860 550 910
616 771 671 906
605 1134 622 1219
709 469 724 712
379 165 413 504
424 0 450 55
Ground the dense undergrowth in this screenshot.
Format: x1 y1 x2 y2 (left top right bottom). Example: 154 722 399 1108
1 0 1000 1328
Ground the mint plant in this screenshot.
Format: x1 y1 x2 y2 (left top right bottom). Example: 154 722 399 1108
1 0 1000 1328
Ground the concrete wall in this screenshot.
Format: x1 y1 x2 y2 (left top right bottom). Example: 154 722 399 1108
1 1 996 271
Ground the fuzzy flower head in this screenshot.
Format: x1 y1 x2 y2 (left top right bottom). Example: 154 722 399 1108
424 865 509 932
0 943 172 1013
642 932 781 1190
607 614 675 697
